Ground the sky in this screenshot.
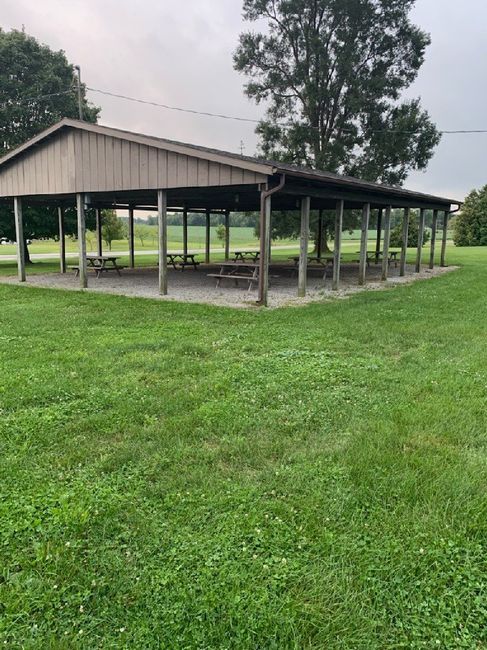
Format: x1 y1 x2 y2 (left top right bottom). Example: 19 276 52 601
2 0 486 202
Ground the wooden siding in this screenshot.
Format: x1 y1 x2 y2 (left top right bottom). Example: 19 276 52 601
0 128 267 197
0 131 75 197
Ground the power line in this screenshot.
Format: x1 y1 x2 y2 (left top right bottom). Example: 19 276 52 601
86 86 261 125
2 84 487 136
85 87 487 135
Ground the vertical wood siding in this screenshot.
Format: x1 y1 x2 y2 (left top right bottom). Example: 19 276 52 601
0 129 267 197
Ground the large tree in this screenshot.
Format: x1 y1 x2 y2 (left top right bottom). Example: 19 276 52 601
0 28 100 260
234 0 441 245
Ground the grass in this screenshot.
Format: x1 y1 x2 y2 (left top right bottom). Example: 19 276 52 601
0 246 486 648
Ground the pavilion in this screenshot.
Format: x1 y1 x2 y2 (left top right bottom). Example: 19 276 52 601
0 118 460 306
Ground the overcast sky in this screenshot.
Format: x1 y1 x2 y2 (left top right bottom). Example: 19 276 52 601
3 0 486 201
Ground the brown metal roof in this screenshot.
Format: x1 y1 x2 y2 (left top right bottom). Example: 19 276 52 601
0 118 460 209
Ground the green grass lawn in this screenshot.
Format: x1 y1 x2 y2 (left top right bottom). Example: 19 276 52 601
0 246 486 648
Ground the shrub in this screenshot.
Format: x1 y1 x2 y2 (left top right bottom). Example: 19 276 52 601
453 185 487 246
390 213 430 248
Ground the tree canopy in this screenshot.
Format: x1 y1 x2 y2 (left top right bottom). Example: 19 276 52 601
0 28 100 257
453 186 487 246
234 0 440 185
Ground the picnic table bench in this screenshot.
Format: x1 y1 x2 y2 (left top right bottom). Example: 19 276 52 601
232 250 260 262
288 255 335 280
167 253 200 271
208 261 259 291
69 255 125 278
362 250 400 267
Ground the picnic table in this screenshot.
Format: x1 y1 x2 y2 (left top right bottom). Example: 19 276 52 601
288 255 334 280
208 261 259 291
362 250 400 267
233 250 260 262
69 254 125 278
167 253 200 271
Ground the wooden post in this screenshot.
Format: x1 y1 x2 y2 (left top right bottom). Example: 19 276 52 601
58 206 66 273
399 207 409 277
298 196 310 297
332 199 344 291
358 203 370 286
429 209 438 269
13 197 26 282
128 205 135 268
76 193 87 289
258 192 271 306
205 209 211 264
158 190 168 295
381 206 392 281
224 210 230 260
182 208 188 256
375 208 382 262
95 208 103 256
440 210 449 267
415 208 426 273
317 209 323 259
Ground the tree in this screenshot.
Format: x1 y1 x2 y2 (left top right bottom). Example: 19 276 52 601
0 28 100 260
101 211 125 250
389 211 430 248
135 224 152 247
216 224 227 243
234 0 440 247
453 185 487 246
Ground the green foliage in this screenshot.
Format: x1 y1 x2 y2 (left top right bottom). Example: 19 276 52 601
453 185 487 246
0 245 486 646
390 211 430 248
234 0 440 186
216 223 227 242
0 28 100 248
101 211 126 250
134 224 154 247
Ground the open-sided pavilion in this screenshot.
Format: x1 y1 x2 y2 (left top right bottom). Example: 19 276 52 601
0 118 460 305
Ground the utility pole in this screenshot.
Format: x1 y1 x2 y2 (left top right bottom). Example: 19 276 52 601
74 65 83 120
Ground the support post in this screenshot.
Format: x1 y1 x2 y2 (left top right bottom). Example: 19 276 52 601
375 208 382 263
317 209 323 259
258 192 271 306
415 208 425 273
95 208 103 256
224 210 230 260
76 193 87 289
58 206 66 273
440 210 449 267
429 209 438 269
128 205 135 268
158 190 168 295
182 208 188 256
205 209 211 264
298 196 310 297
358 203 370 286
332 199 344 291
381 206 392 281
399 207 409 277
13 197 26 282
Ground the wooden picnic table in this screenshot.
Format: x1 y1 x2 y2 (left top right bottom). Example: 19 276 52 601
167 253 200 271
233 250 260 262
70 254 125 278
362 250 400 267
208 261 259 291
288 255 334 280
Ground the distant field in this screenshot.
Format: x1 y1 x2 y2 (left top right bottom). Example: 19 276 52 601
0 225 449 257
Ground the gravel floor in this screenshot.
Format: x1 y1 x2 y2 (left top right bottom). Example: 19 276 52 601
0 263 457 308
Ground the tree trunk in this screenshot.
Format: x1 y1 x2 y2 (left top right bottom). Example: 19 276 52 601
314 224 330 253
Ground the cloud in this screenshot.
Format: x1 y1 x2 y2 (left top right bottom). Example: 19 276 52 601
3 0 486 200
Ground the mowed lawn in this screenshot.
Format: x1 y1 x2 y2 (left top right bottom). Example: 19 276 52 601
0 247 486 648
